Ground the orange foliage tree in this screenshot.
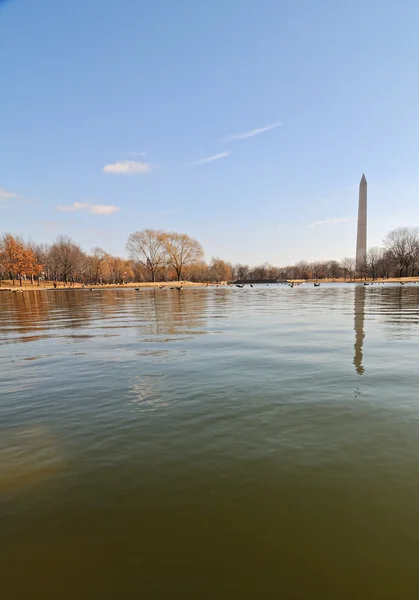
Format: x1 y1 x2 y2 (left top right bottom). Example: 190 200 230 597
0 234 43 286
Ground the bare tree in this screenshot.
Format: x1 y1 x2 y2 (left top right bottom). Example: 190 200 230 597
106 257 133 284
311 261 327 280
29 242 51 282
50 236 85 283
234 263 250 280
376 250 392 279
341 257 356 281
266 264 280 281
327 260 342 279
383 227 419 277
185 261 210 282
126 229 168 282
208 258 232 282
252 263 268 280
89 247 109 283
366 247 383 280
294 261 309 280
164 232 204 281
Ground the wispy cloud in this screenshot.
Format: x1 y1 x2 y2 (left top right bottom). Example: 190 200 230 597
127 151 147 157
222 121 281 143
190 152 230 166
90 204 120 215
57 202 120 215
57 202 90 213
308 217 352 228
0 188 21 201
103 160 152 175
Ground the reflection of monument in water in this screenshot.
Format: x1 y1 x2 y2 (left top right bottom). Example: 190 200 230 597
353 284 366 375
353 174 368 373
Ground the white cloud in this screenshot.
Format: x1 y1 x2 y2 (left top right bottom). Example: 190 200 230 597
0 188 21 200
308 217 352 228
222 121 281 143
90 204 119 215
103 160 151 175
57 202 119 215
57 202 90 212
190 152 230 166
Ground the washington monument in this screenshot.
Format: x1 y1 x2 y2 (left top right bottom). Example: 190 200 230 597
356 174 367 271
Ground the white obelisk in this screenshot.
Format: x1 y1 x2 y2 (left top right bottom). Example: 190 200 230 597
356 174 367 271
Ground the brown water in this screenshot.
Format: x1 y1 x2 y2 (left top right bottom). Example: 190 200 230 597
1 284 419 599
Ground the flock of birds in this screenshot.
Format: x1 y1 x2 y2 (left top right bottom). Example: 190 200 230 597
8 281 419 294
363 281 418 286
233 280 419 289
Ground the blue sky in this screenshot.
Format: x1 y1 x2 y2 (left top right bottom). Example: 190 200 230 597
1 0 419 265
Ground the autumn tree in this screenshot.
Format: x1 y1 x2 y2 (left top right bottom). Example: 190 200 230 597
126 229 168 282
23 247 43 284
0 234 23 285
208 258 233 282
0 234 42 286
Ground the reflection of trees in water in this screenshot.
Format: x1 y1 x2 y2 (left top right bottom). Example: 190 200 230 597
209 288 231 314
353 285 419 374
354 285 365 375
50 290 96 330
0 290 124 340
0 289 214 341
135 289 210 338
0 292 51 339
370 286 419 337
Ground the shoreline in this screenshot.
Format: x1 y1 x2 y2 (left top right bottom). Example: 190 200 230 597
0 281 222 292
1 277 419 292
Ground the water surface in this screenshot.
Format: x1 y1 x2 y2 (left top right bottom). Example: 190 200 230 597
1 284 419 599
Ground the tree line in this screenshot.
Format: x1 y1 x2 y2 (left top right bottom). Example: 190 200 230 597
1 226 419 286
0 229 229 285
